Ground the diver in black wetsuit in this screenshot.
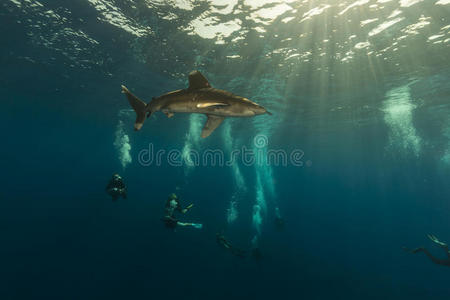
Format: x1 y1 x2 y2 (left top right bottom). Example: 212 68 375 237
162 193 201 230
164 193 191 216
106 173 127 201
403 234 450 267
216 232 246 258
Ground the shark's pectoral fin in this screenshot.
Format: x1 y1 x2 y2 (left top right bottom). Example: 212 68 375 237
201 115 225 138
164 111 174 118
188 71 211 90
196 103 229 108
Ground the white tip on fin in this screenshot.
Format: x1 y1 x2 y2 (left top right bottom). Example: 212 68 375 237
201 115 225 138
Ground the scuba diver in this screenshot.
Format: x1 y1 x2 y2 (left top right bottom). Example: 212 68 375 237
165 193 191 216
216 232 246 258
106 173 127 201
403 234 450 267
162 193 202 230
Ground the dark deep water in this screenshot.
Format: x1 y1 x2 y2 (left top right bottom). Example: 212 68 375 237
1 0 450 299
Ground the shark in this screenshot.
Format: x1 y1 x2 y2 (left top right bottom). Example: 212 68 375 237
121 70 271 138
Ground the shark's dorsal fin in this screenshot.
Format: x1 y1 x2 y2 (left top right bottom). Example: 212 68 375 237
188 71 211 90
201 115 225 138
196 102 229 108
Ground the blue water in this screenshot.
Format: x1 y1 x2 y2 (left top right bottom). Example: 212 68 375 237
1 0 450 299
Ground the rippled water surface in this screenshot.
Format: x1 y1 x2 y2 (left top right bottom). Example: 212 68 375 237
1 1 450 299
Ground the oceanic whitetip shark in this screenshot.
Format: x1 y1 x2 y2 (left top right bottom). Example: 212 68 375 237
121 70 271 138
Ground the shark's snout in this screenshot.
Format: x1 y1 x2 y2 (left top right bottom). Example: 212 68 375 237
253 104 270 116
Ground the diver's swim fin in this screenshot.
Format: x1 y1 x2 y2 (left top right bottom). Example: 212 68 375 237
177 222 203 229
191 223 203 229
121 85 148 131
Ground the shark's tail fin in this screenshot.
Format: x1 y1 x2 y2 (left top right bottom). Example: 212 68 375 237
121 85 148 131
